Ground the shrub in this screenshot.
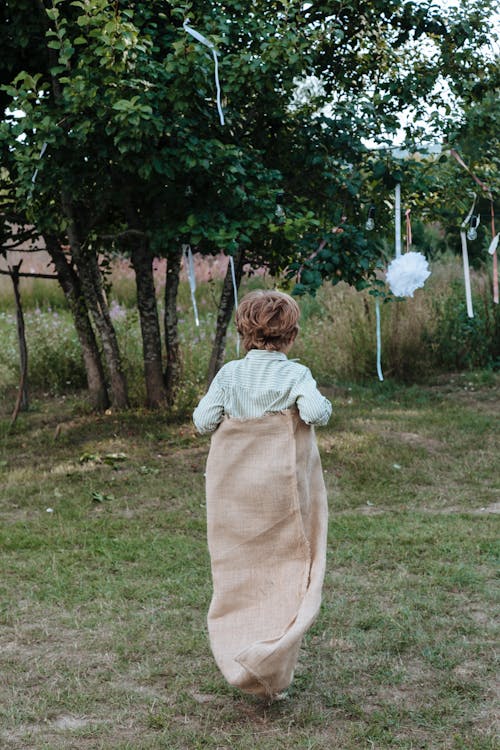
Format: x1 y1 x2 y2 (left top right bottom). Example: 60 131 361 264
427 281 500 370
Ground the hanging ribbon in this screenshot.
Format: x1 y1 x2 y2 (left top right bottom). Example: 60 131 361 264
405 208 412 252
183 244 199 326
375 183 401 380
228 254 240 356
183 20 225 126
29 141 48 196
460 195 476 319
374 183 400 380
489 200 499 304
450 149 498 305
375 299 384 382
372 186 402 382
395 183 402 258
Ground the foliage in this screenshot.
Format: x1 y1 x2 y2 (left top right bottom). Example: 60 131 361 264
0 1 499 406
2 0 498 270
428 281 500 371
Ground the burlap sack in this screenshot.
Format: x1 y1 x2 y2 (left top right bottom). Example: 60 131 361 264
205 409 328 697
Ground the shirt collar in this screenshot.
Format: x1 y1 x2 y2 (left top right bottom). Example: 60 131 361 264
245 349 288 360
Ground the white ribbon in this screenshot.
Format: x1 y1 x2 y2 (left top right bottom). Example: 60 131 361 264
460 195 476 319
228 254 240 356
183 244 199 326
30 141 48 193
375 299 384 382
183 21 225 126
374 181 401 381
488 234 499 256
394 183 402 258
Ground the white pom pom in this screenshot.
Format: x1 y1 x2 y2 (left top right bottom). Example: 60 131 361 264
386 251 431 297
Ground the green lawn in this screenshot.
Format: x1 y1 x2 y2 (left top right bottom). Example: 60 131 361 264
0 374 498 749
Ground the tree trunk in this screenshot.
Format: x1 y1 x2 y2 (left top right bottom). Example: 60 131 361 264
164 246 183 406
45 237 110 411
131 238 166 408
207 249 245 386
60 191 129 409
9 262 29 424
37 0 126 410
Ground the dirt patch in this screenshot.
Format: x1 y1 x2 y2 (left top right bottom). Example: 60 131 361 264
418 503 500 515
388 430 443 452
427 375 500 416
52 715 91 731
359 423 444 453
471 501 500 514
331 504 386 516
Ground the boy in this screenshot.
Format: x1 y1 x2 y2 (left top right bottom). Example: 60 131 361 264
194 290 330 699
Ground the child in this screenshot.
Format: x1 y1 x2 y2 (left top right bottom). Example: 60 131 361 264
193 290 331 699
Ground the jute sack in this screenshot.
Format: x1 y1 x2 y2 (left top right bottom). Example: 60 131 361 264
205 409 328 697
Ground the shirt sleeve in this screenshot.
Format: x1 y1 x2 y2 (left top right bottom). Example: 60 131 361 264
192 369 226 434
291 367 332 426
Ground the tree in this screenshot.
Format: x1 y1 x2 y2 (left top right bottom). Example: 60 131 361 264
1 0 498 406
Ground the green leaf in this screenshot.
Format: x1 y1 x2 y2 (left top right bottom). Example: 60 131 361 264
91 491 115 503
45 7 60 21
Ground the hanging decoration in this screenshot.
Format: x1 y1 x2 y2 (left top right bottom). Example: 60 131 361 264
405 207 412 250
228 254 240 356
364 200 383 381
275 193 286 225
386 252 431 298
386 205 431 298
394 183 402 258
488 233 499 257
365 205 375 232
183 20 225 126
450 149 498 305
467 214 480 241
183 244 200 327
375 299 383 382
374 188 431 382
459 194 477 319
29 141 48 198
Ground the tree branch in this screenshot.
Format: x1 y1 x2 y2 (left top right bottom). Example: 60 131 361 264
98 228 147 241
0 269 58 279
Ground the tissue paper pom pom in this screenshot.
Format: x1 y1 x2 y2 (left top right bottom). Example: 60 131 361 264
386 252 431 297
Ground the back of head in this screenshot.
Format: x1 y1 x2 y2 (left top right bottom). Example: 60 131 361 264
235 290 300 352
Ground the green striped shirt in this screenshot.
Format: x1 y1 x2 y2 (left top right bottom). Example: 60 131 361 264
193 349 332 434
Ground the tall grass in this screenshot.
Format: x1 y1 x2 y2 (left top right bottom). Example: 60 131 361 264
294 258 499 383
0 256 498 410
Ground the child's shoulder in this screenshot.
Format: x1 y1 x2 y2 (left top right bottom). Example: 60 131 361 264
285 358 310 375
215 359 240 380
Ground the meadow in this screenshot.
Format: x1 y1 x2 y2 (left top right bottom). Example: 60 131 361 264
0 255 498 749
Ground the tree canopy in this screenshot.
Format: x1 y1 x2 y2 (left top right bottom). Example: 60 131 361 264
0 0 498 406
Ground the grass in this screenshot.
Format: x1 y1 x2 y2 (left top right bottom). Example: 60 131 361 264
0 374 498 749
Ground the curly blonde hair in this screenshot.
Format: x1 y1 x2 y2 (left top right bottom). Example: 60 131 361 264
235 290 300 352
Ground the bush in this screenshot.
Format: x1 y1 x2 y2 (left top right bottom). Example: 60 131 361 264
0 309 87 399
427 281 500 370
26 309 87 394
